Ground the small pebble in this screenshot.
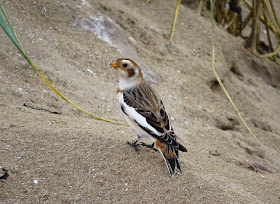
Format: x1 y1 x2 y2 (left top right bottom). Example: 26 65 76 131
87 68 94 74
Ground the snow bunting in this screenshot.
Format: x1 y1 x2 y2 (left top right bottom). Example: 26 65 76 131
110 58 187 176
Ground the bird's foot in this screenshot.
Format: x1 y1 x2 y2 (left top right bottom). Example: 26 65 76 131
127 140 139 152
140 142 158 152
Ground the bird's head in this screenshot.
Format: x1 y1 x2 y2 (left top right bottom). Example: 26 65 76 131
110 58 144 89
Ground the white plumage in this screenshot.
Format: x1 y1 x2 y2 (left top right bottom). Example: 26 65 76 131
111 58 187 176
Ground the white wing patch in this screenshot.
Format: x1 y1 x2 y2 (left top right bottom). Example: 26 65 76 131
118 92 161 137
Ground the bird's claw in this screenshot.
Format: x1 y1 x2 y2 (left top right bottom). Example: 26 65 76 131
140 142 158 152
127 140 139 152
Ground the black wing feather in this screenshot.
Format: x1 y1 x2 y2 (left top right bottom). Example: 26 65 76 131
123 83 187 152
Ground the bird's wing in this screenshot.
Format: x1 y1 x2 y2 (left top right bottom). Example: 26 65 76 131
120 83 187 152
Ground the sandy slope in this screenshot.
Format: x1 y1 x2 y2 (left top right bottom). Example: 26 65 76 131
1 0 280 203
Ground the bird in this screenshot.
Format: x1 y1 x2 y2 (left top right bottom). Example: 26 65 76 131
110 58 187 176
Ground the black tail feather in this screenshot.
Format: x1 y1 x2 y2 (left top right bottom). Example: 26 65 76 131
161 152 182 176
178 143 187 152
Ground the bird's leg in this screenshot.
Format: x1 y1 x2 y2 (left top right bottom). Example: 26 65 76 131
140 142 158 152
127 140 139 152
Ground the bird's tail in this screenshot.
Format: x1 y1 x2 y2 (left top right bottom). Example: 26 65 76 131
160 149 182 176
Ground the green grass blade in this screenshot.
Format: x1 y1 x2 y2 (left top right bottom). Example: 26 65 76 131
0 5 30 63
0 4 127 126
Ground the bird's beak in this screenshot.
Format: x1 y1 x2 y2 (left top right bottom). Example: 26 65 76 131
110 61 117 69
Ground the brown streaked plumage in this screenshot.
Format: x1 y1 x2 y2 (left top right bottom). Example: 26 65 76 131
110 58 187 176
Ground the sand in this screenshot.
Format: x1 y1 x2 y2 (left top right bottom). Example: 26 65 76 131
1 0 280 203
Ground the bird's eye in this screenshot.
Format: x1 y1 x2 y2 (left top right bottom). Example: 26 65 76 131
123 63 128 68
